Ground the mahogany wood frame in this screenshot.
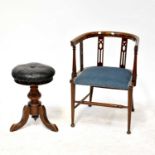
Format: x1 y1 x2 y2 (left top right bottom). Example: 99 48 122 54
10 85 58 132
70 31 139 134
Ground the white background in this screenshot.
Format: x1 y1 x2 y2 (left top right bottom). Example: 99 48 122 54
0 0 155 154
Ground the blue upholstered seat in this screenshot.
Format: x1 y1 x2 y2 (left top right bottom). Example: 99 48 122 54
74 66 132 90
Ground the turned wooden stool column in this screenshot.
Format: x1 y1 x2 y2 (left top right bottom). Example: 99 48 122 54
10 62 58 132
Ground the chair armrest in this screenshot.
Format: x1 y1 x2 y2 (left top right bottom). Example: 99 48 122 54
71 32 99 46
71 33 88 46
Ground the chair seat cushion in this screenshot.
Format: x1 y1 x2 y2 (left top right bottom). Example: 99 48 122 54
12 62 55 85
74 66 132 90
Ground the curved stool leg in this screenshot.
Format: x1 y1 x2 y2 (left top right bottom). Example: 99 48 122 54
39 105 58 132
10 105 30 132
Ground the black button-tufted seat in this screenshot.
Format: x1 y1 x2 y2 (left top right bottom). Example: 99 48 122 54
12 62 55 85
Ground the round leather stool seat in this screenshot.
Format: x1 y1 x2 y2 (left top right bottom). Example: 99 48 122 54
12 62 55 85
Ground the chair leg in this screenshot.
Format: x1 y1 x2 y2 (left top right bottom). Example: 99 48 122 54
131 90 135 112
71 82 75 127
127 86 133 134
88 86 94 107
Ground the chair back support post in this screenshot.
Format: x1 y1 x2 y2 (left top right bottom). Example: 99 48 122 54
132 45 138 86
72 45 77 78
80 41 84 71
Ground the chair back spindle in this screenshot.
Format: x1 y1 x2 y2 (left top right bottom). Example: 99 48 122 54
120 38 128 68
80 41 84 71
97 36 104 66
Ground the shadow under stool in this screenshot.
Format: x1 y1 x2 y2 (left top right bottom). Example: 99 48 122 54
10 62 58 132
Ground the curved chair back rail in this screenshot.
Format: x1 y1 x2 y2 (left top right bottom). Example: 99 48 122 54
71 31 139 46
